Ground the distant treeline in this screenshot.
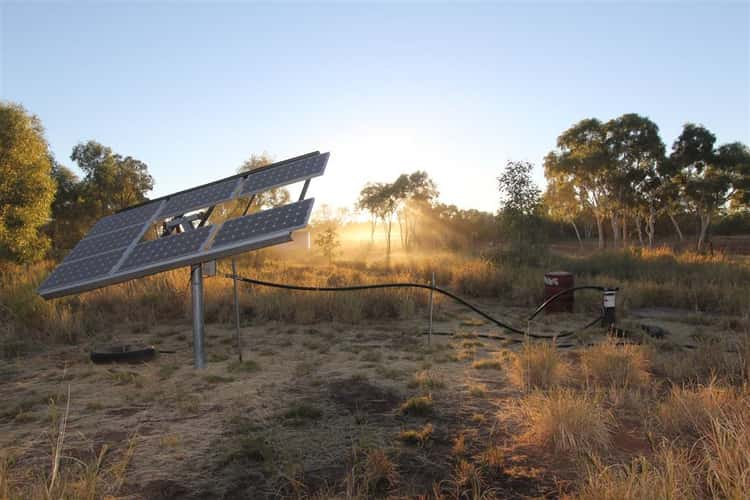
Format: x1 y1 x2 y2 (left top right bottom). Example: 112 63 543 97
1 101 748 265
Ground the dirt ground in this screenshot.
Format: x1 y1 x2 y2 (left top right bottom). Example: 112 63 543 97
0 298 733 499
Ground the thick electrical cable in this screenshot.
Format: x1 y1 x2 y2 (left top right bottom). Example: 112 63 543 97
225 274 606 340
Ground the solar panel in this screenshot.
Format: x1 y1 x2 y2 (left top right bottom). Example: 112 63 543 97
64 224 145 262
39 248 126 291
87 201 162 237
241 152 328 196
160 177 242 218
121 226 213 270
212 198 314 249
38 152 327 300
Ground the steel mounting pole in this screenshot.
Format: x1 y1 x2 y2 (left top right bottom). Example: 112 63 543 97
191 263 206 369
232 258 243 362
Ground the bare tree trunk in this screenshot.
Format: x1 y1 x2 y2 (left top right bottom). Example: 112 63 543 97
697 211 711 252
370 216 376 244
646 206 656 248
622 213 628 247
610 214 620 248
571 221 583 249
669 212 684 241
595 215 605 249
635 215 644 247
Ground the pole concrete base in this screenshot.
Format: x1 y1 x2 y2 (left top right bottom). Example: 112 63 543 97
191 264 206 369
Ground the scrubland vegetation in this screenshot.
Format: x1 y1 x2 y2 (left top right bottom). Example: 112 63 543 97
2 101 749 497
2 242 749 499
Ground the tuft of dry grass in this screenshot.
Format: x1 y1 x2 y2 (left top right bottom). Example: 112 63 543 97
449 459 485 499
702 401 750 499
398 423 433 446
399 395 433 416
656 380 740 439
472 357 503 370
510 342 569 390
409 370 446 391
575 445 699 500
581 340 650 389
511 388 613 455
363 448 399 493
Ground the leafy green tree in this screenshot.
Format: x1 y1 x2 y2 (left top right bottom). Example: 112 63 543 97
544 175 585 248
497 160 545 257
70 141 154 228
670 124 750 251
48 162 86 251
0 102 55 262
545 119 613 249
356 183 382 244
394 171 438 250
604 114 667 247
604 114 665 246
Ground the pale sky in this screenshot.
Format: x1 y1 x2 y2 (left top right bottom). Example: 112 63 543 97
2 1 748 213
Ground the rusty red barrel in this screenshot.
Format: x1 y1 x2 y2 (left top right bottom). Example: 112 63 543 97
543 271 574 313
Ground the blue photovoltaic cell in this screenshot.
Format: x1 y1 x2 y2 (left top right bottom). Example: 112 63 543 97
160 177 240 218
121 227 213 270
211 198 313 248
241 153 328 196
39 248 126 290
87 201 161 237
64 224 145 263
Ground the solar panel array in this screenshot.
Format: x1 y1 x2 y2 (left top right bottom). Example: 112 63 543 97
38 152 327 299
242 152 329 196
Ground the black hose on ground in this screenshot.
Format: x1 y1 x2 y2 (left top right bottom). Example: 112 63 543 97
224 274 606 341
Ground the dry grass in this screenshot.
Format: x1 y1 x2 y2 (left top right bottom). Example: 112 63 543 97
511 388 613 455
409 370 446 391
656 381 741 439
575 445 699 500
509 342 569 390
362 448 399 494
581 340 650 389
398 423 433 446
472 357 503 370
399 395 433 416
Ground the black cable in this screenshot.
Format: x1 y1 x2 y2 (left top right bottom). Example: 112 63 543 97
224 274 605 340
527 285 609 321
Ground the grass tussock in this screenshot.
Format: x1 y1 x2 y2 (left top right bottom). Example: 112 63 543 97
362 448 399 493
510 342 569 390
576 445 699 500
399 395 433 416
581 340 650 389
398 423 433 446
472 357 503 370
512 388 613 454
656 381 742 439
409 370 446 391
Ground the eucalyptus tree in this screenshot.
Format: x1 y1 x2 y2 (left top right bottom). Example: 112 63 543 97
0 102 55 262
543 174 586 248
604 114 666 247
544 118 613 249
71 141 154 227
670 124 750 251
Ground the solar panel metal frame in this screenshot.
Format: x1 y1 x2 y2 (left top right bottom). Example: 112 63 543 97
38 198 314 299
241 152 329 197
38 152 325 299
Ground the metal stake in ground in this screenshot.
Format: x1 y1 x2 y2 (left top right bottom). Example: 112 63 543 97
191 263 206 369
428 272 435 345
232 258 243 362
